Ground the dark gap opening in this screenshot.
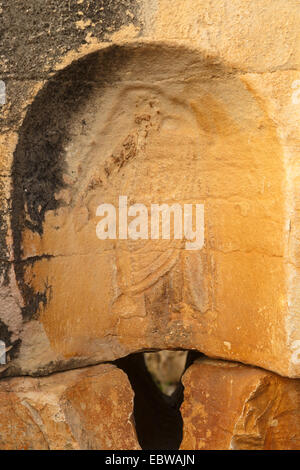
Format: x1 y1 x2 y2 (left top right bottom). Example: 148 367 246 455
115 350 202 450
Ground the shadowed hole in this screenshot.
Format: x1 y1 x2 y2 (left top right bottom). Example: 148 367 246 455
116 350 201 450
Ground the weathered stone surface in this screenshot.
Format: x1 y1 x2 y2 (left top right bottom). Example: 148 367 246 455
0 0 299 451
0 0 141 80
0 363 140 450
152 0 300 72
1 42 296 380
180 358 300 450
0 1 299 382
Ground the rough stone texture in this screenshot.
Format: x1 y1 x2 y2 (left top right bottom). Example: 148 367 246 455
180 358 300 450
0 0 141 80
151 0 300 72
0 363 140 450
0 0 298 397
0 1 299 450
0 41 296 380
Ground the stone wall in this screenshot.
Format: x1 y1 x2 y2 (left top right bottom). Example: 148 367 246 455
0 0 299 450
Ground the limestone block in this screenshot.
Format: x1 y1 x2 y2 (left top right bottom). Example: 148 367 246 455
0 43 297 379
180 358 300 450
0 363 140 450
152 0 300 72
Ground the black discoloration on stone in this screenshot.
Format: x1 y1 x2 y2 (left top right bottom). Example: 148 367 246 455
0 0 141 79
11 42 227 321
11 46 131 323
0 262 10 288
12 46 127 247
0 319 21 362
0 0 141 132
0 319 11 350
13 259 51 322
0 81 39 133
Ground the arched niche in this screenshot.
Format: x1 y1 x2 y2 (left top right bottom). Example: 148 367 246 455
11 43 288 376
